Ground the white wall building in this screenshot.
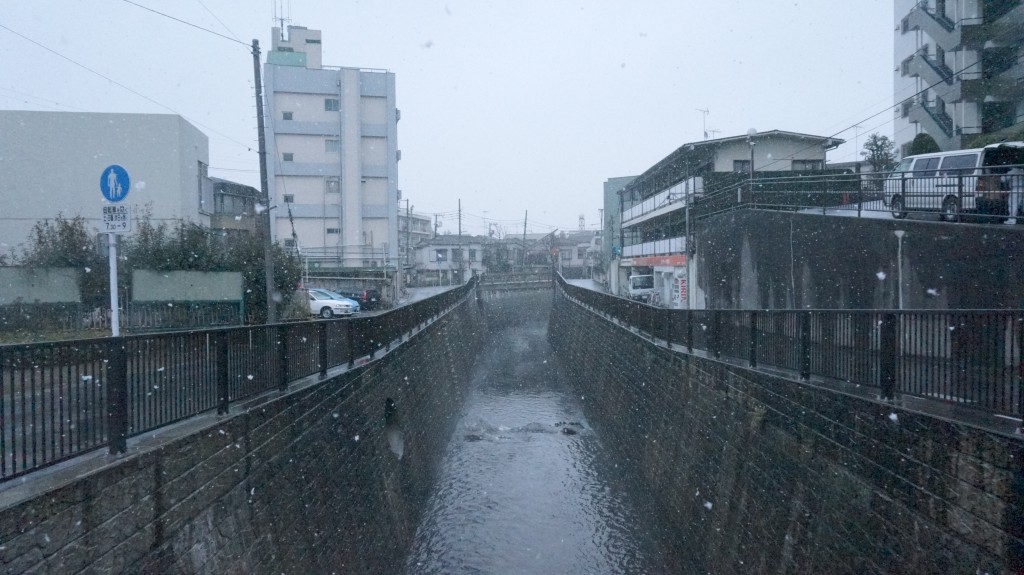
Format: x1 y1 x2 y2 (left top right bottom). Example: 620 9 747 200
893 0 1024 155
264 25 400 270
0 110 210 255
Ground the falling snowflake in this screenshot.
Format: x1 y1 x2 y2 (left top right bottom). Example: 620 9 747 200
704 501 713 510
926 288 939 296
876 271 886 280
888 413 899 423
247 374 254 380
353 435 360 441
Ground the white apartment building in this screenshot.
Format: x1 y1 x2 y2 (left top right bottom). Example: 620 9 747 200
264 25 400 269
894 0 1024 155
0 110 211 255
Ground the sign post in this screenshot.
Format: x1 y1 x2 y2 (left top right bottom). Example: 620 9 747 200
100 165 131 336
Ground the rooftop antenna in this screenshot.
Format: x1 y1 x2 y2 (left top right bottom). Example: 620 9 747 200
697 108 710 140
579 213 585 231
706 128 720 139
274 0 291 40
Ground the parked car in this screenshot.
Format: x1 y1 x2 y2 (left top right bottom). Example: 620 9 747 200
336 287 383 311
308 289 359 318
884 141 1024 221
309 288 361 313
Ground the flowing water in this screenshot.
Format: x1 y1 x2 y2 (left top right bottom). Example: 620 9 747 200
405 317 670 574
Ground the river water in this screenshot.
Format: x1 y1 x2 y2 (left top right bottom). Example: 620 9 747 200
404 316 670 574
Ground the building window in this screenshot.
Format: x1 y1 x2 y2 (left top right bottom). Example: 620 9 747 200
283 153 294 162
577 247 586 259
283 111 293 121
326 177 340 193
792 160 823 171
305 38 321 44
284 239 296 248
283 194 294 203
560 250 572 261
435 249 448 262
325 139 340 153
469 249 477 261
326 227 340 234
325 98 340 112
733 159 751 173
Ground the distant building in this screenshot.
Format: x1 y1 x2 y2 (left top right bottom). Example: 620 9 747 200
398 210 433 270
0 110 213 254
893 0 1024 155
412 235 486 286
616 130 843 308
209 178 260 239
264 25 400 275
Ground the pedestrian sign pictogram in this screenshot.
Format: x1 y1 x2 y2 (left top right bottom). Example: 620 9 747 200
100 165 130 203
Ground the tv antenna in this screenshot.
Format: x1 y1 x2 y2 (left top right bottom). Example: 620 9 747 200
697 108 710 140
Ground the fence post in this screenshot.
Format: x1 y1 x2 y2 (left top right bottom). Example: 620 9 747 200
318 322 328 379
278 324 289 392
713 310 722 358
107 337 128 455
687 309 694 353
217 332 229 414
347 320 356 368
800 312 811 380
880 312 898 401
749 310 758 368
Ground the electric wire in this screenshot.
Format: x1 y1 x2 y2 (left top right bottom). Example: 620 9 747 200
120 0 249 47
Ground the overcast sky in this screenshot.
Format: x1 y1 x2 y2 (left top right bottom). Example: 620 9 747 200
1 1 895 236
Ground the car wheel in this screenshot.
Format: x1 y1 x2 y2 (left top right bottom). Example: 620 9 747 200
941 196 959 222
890 195 907 219
320 307 334 319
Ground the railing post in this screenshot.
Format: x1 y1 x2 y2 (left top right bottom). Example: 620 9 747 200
799 312 811 380
318 321 328 379
687 309 694 353
712 310 722 358
278 324 289 392
749 310 758 368
347 320 356 368
107 337 128 455
217 332 229 414
880 312 898 401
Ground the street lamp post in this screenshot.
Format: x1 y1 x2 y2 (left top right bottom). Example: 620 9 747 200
745 128 757 205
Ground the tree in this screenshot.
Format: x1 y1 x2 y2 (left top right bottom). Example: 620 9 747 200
861 133 897 173
19 214 108 306
908 133 941 155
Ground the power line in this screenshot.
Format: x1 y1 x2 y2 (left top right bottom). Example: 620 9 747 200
120 0 249 47
0 23 255 153
194 0 242 43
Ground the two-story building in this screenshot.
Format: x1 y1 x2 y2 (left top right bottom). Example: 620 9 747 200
616 130 843 308
412 235 486 286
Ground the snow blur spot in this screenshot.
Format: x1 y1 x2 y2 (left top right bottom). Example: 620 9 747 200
84 267 91 273
889 413 899 423
876 271 887 280
301 337 307 343
167 303 173 307
81 375 93 382
156 367 165 372
926 288 939 296
271 292 283 303
247 374 254 380
948 326 956 331
704 501 713 510
353 434 360 441
332 412 339 418
250 487 255 495
219 429 226 435
135 181 146 190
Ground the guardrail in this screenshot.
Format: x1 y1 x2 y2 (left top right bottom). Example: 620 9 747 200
556 275 1023 422
0 280 476 482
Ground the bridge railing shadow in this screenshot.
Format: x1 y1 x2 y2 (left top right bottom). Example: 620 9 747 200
556 275 1023 426
0 278 479 483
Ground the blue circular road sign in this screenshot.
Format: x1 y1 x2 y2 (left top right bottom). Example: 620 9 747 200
100 165 130 202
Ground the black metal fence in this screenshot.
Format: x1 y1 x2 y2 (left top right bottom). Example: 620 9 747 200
0 281 475 482
689 165 1024 223
557 276 1023 421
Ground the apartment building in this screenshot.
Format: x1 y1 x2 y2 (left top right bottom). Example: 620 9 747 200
894 0 1024 155
616 130 842 308
264 25 400 270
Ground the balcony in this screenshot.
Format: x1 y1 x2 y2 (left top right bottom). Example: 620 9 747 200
622 177 703 227
907 100 957 150
622 236 686 259
906 52 954 88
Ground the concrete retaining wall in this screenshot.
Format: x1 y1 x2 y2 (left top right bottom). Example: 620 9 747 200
0 298 483 574
549 291 1024 573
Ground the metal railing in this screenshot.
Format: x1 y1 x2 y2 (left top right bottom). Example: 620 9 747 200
680 165 1024 223
0 280 475 482
556 276 1023 422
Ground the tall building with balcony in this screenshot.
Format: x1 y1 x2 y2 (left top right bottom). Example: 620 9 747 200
264 25 400 273
894 0 1024 155
617 131 842 309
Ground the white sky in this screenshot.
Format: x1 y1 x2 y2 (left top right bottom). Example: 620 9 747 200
1 1 895 236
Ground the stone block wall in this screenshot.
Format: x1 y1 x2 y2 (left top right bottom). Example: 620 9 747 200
0 298 483 574
549 292 1024 573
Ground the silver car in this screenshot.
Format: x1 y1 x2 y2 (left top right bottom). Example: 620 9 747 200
308 289 358 318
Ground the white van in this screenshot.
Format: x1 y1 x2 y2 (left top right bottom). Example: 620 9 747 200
885 142 1024 221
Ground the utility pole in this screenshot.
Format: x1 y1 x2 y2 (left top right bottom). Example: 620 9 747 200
458 199 463 283
253 39 276 324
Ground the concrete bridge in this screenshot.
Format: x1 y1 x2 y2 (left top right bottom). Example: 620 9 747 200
0 277 1021 573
